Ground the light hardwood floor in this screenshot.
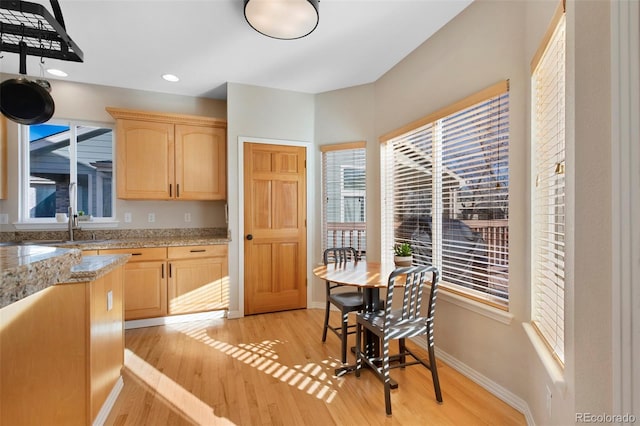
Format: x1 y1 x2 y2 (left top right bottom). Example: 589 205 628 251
105 309 525 426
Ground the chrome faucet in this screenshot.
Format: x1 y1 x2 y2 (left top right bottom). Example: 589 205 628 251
68 182 78 241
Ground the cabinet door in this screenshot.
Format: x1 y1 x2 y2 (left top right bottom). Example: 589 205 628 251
175 125 226 200
122 261 167 320
116 119 174 199
168 256 228 314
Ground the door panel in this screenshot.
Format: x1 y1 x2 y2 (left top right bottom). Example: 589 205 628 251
244 143 307 315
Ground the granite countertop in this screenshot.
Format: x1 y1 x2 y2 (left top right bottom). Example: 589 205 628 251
0 245 82 309
57 236 229 250
61 254 131 283
0 234 230 309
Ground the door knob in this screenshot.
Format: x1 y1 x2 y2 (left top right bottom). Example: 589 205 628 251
246 234 253 240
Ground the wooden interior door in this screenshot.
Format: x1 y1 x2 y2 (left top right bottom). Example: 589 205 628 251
244 142 307 315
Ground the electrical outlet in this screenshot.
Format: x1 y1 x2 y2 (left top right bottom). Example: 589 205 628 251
107 290 113 311
0 213 8 224
184 212 191 222
124 212 132 223
546 385 552 418
148 213 155 223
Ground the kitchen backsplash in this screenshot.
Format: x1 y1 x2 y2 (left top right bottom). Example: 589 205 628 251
0 227 228 243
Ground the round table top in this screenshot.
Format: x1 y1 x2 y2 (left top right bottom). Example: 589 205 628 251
312 261 397 288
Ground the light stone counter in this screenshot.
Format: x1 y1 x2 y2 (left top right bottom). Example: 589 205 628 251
56 236 229 250
0 245 82 308
61 254 131 283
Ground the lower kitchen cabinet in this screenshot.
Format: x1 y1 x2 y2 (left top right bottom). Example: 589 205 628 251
167 245 228 314
100 247 168 320
100 244 228 320
0 265 125 425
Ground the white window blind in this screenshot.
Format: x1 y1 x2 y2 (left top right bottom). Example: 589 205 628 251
321 142 366 256
382 81 510 308
531 8 566 365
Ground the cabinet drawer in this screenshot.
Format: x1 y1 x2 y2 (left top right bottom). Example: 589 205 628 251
168 244 227 259
100 247 167 261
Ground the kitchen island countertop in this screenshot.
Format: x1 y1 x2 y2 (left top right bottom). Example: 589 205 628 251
0 245 82 309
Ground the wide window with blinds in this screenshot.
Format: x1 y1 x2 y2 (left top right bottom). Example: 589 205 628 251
531 4 566 365
381 81 510 308
321 142 366 256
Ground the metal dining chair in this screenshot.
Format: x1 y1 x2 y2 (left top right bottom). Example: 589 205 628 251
355 264 442 415
322 247 364 363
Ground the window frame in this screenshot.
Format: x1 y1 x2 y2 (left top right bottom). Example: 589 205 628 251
18 119 117 227
380 80 510 310
320 141 367 257
530 1 567 367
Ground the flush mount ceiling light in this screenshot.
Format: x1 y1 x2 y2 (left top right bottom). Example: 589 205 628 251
244 0 319 40
162 74 180 82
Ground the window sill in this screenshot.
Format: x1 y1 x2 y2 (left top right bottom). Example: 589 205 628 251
439 289 514 325
522 322 566 393
13 221 120 231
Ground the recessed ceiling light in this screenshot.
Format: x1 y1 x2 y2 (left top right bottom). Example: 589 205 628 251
47 69 68 77
162 74 180 82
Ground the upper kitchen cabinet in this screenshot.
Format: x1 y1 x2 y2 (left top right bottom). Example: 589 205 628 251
107 108 227 200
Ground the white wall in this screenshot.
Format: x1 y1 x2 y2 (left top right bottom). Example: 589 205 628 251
569 0 612 418
374 0 532 405
226 83 315 316
312 83 376 304
311 0 618 424
0 78 228 231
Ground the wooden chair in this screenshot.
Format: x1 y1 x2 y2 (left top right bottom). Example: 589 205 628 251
322 247 364 363
355 265 442 415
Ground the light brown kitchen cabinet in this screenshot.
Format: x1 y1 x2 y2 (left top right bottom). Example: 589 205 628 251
107 107 226 200
115 119 174 199
99 247 168 320
99 244 228 320
0 265 124 425
167 245 229 315
175 124 226 200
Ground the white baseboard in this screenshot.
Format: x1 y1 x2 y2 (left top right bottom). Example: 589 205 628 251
125 310 227 330
411 336 535 426
92 376 124 426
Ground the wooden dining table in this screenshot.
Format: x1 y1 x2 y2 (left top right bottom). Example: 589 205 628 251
313 260 400 384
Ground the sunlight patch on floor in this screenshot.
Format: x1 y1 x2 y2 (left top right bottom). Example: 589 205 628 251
124 349 235 425
169 321 342 403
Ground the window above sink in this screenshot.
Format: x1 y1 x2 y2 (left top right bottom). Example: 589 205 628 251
18 120 116 225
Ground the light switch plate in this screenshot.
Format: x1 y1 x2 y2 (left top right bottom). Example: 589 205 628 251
0 213 8 224
107 290 113 311
124 212 132 223
148 213 155 223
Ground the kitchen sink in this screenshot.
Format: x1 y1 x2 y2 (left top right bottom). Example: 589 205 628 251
19 240 67 246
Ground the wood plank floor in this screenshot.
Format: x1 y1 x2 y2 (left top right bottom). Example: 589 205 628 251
105 309 525 426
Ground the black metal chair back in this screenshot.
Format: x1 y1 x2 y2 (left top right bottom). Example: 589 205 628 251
321 247 363 363
355 264 442 415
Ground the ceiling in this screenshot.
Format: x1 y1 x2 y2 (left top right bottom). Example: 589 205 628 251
0 0 473 100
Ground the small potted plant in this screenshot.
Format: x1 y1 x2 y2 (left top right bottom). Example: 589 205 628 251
393 242 413 267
